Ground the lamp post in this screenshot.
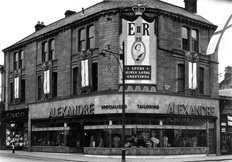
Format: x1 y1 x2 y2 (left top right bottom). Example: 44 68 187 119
99 41 126 162
121 41 126 162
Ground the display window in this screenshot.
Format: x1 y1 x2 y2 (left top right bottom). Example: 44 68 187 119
5 122 28 149
31 120 83 147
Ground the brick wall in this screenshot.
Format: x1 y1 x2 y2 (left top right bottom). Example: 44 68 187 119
98 14 120 91
25 43 37 103
56 29 72 97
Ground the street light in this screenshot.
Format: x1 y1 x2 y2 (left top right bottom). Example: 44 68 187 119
99 41 126 162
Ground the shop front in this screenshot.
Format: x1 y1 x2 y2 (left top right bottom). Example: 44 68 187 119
220 97 232 155
3 108 28 150
29 93 220 155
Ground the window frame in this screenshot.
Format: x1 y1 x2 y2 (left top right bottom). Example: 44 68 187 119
73 67 79 95
87 25 95 49
182 26 199 52
78 28 86 52
198 67 204 94
177 63 185 92
182 27 189 51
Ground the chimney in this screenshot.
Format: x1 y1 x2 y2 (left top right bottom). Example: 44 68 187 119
65 10 76 17
184 0 197 13
35 21 45 32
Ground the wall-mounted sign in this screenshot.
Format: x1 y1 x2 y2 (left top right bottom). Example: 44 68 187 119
167 102 215 116
49 104 94 118
125 65 151 80
120 14 157 84
101 105 127 110
221 99 232 115
4 108 28 121
137 104 159 109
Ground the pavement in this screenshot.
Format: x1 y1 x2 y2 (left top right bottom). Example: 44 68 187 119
0 150 232 162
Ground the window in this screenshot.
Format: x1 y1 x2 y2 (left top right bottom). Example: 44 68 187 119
38 76 42 99
21 79 25 102
43 70 50 94
73 67 79 94
14 50 24 70
52 72 57 97
42 41 48 62
87 25 95 49
14 52 19 70
79 28 86 51
92 62 98 92
199 67 204 94
177 64 185 92
19 50 24 69
42 39 55 62
188 62 197 89
81 59 89 87
182 27 189 50
191 29 198 52
10 82 13 103
49 39 55 60
14 77 19 99
182 27 199 52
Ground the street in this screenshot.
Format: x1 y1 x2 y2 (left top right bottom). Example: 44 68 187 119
1 151 232 162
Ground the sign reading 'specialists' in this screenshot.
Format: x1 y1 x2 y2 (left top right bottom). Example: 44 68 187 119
120 5 157 84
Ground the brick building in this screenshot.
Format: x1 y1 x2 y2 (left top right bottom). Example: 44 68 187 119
2 0 220 155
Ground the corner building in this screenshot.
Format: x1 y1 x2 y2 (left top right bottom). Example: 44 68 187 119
2 0 220 155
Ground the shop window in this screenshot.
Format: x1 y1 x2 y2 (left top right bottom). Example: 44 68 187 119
38 76 42 99
78 28 86 51
199 67 204 94
21 79 25 102
177 64 185 92
73 67 79 95
182 27 189 50
92 62 98 92
87 25 95 49
14 52 19 70
52 72 57 97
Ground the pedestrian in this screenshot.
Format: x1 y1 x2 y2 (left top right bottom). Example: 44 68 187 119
11 138 15 154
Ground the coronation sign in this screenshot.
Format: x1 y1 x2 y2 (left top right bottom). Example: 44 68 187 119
120 9 157 85
49 104 94 118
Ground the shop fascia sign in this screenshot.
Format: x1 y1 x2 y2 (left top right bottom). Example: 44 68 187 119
49 104 94 118
4 109 28 120
101 104 159 110
167 102 215 116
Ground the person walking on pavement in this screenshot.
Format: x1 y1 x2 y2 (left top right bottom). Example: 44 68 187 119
11 138 15 154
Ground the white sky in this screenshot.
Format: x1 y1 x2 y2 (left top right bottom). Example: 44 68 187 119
0 0 232 82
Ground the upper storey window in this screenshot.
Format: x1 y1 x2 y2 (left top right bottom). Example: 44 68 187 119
87 25 95 49
191 29 198 52
182 27 189 51
14 50 24 70
79 28 86 51
42 39 55 62
78 25 95 52
182 27 198 52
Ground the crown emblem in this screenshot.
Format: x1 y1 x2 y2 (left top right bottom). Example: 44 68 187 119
132 4 146 16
